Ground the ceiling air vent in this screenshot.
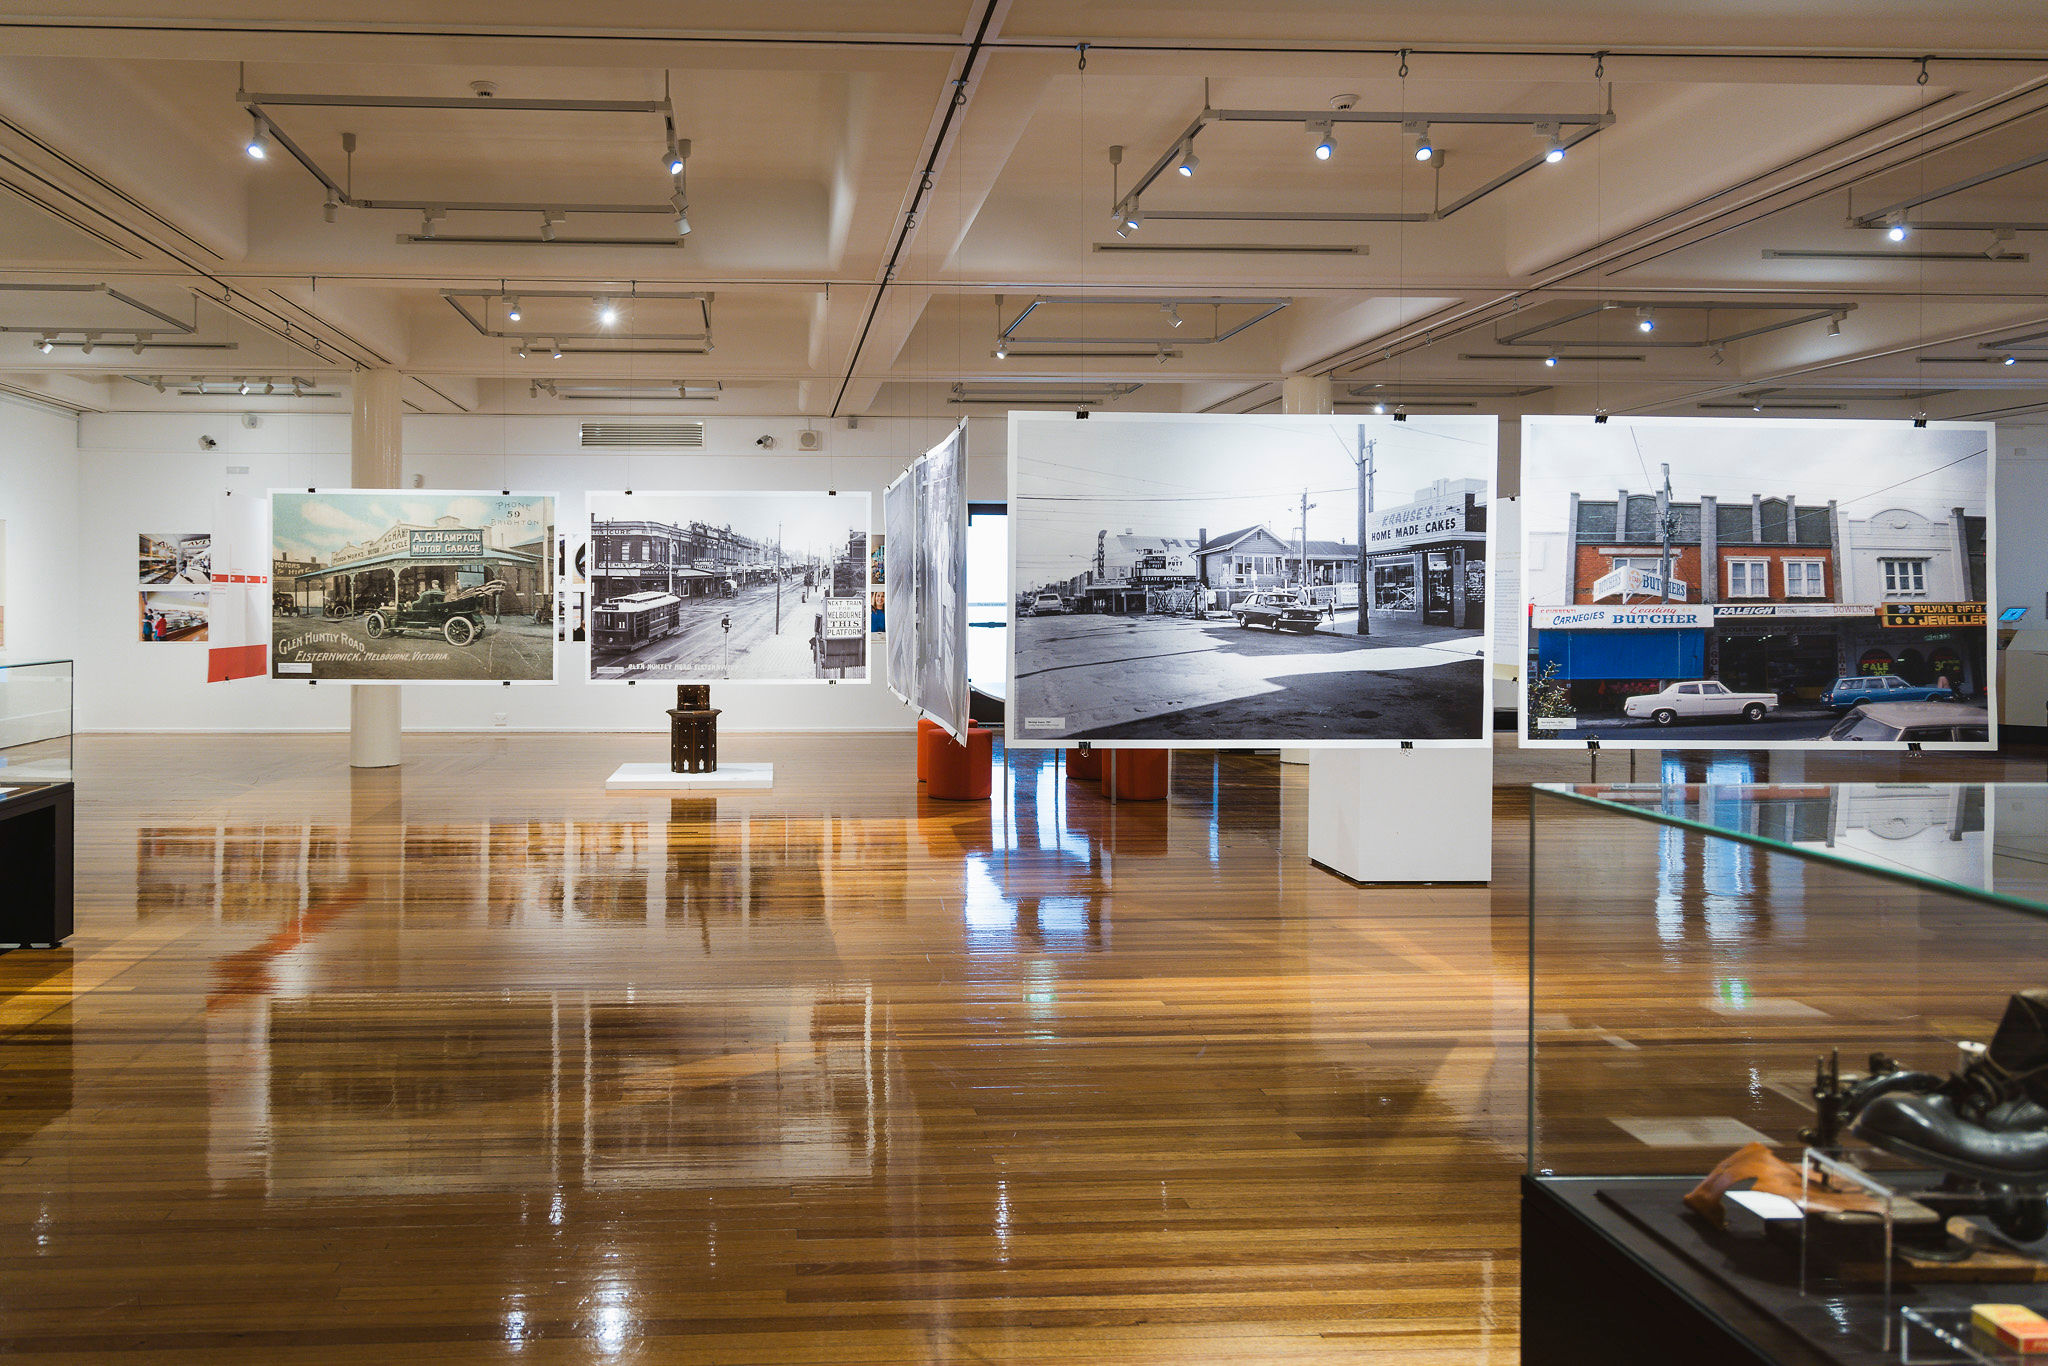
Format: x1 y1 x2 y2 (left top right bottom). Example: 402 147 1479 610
580 421 706 449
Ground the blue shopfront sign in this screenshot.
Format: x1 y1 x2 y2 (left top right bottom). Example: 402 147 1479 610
1536 627 1706 681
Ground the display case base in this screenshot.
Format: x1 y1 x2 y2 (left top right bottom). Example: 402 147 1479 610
605 762 773 792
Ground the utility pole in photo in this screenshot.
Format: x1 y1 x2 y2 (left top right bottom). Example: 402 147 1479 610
1658 462 1677 603
1297 488 1316 601
775 520 784 634
1354 428 1376 637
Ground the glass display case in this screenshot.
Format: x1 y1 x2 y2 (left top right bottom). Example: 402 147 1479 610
1525 781 2048 1366
0 657 73 784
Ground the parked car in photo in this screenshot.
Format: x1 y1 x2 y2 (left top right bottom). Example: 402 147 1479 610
1231 591 1323 634
1826 700 1991 744
1623 679 1779 726
1029 592 1067 616
1822 673 1958 709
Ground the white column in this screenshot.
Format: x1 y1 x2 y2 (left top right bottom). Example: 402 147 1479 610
1278 375 1333 763
349 369 403 769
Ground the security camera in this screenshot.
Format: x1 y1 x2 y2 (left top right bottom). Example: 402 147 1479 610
198 434 218 451
754 435 776 449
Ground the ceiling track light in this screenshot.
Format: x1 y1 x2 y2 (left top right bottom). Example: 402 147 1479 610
1887 217 1910 242
675 203 691 237
994 341 1008 359
597 296 619 326
515 342 529 359
1176 143 1199 177
1826 313 1843 337
1537 122 1566 164
36 336 53 354
1710 345 1726 366
2006 354 2020 366
1406 121 1432 162
506 295 522 323
540 210 563 242
236 377 249 395
291 380 304 397
1543 354 1558 367
550 340 563 360
245 112 271 160
323 187 339 223
262 379 275 394
1308 120 1335 161
1635 306 1655 333
152 377 166 393
1114 201 1143 237
132 338 146 355
1163 302 1184 328
80 333 96 355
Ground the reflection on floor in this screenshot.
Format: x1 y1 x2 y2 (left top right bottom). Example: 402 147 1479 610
0 731 2037 1362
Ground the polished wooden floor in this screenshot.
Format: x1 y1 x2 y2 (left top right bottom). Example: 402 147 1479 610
0 733 2039 1364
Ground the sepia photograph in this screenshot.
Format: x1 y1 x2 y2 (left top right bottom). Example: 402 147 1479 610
1008 412 1495 746
586 490 870 683
139 531 211 585
270 490 556 682
1520 416 1995 749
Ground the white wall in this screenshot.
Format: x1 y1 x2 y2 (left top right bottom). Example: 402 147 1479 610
0 395 81 661
71 410 1007 733
1999 424 2048 619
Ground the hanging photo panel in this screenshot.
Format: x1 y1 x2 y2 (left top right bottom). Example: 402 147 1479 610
269 490 557 683
1007 412 1497 748
585 490 870 684
1519 416 1996 749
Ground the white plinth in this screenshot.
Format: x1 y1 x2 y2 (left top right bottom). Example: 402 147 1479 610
605 762 774 792
1307 747 1492 883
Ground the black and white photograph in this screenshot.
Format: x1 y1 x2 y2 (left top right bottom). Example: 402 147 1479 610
139 589 208 642
269 491 556 682
586 490 870 683
138 531 211 585
1007 412 1496 746
1520 415 1995 749
914 425 967 739
884 473 917 700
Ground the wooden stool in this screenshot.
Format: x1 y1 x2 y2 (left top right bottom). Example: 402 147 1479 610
926 724 994 801
668 685 720 773
1066 747 1102 781
1099 748 1169 801
917 718 944 782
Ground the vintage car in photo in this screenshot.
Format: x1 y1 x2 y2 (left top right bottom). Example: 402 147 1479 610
1826 699 1991 744
1029 592 1067 616
1623 679 1778 726
363 583 505 647
1231 591 1323 634
1822 673 1959 709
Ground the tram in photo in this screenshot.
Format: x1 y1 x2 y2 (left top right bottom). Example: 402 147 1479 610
591 591 683 651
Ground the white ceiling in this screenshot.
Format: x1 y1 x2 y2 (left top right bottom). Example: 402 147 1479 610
2 1 2048 423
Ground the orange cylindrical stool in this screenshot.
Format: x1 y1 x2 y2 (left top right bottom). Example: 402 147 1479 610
1066 747 1102 781
927 724 994 801
1099 748 1169 801
917 718 944 781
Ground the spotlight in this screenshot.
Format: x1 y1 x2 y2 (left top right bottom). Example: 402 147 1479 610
1163 303 1183 328
994 341 1007 360
1826 314 1842 337
1115 202 1143 237
35 336 52 354
506 296 522 323
419 209 440 239
263 379 275 395
237 377 249 395
1176 145 1199 177
1753 402 1763 413
550 340 563 360
541 211 561 241
1544 136 1565 164
1372 402 1386 414
1710 345 1726 366
515 343 529 359
80 334 95 356
1407 121 1432 162
1888 221 1909 242
597 297 618 326
1543 354 1558 367
676 207 691 237
2006 354 2020 366
133 338 146 355
245 113 271 160
291 380 304 398
152 377 165 394
1309 120 1334 161
665 145 685 176
323 188 339 223
1636 307 1655 333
